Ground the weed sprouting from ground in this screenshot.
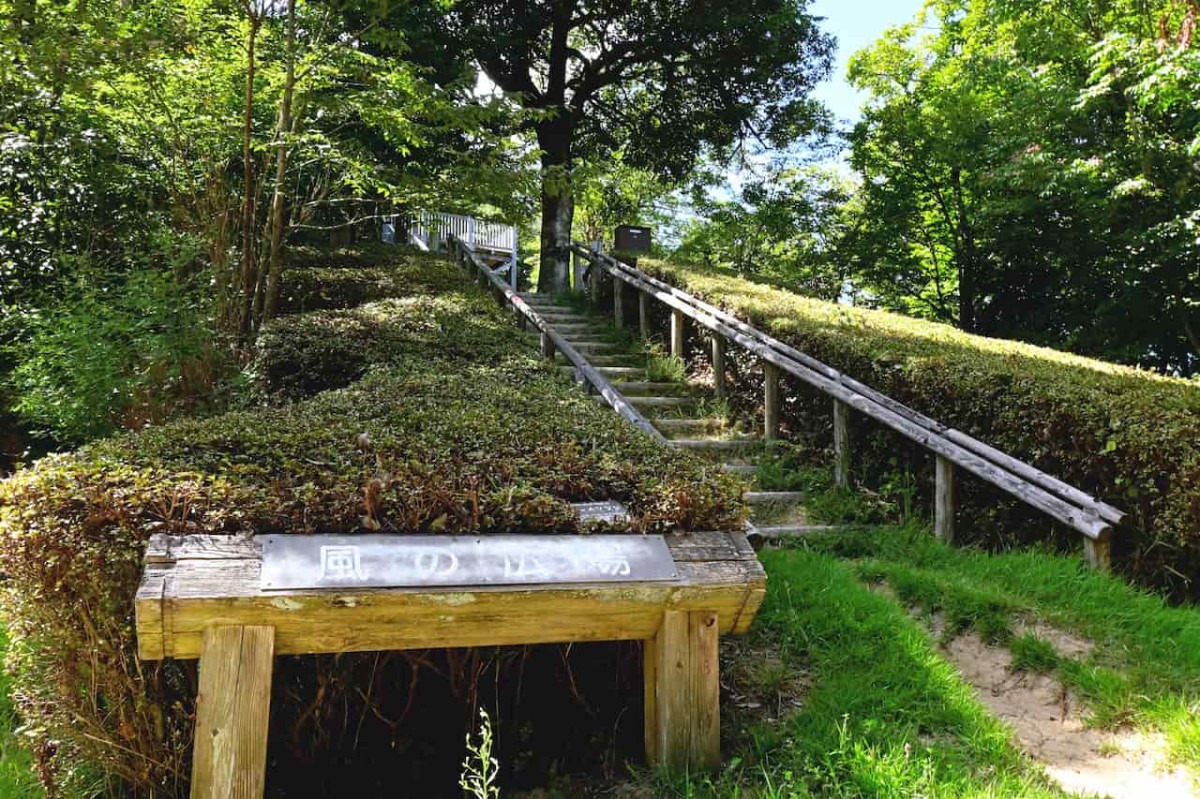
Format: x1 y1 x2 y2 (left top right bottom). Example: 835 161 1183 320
645 349 687 383
461 708 501 799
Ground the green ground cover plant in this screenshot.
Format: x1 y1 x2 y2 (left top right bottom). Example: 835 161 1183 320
829 528 1200 773
0 250 743 796
646 258 1200 598
0 627 42 799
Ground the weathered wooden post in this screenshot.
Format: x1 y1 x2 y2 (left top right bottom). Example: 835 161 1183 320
510 228 520 291
639 292 652 340
614 278 626 329
571 249 584 292
1084 531 1112 571
711 335 727 399
763 362 781 441
833 399 851 489
589 261 602 307
644 610 720 772
541 331 557 360
190 625 275 799
935 456 956 543
670 309 686 361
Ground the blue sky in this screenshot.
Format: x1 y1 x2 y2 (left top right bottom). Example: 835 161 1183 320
809 0 925 124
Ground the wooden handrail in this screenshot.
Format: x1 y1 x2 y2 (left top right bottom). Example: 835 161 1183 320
449 236 666 442
573 244 1123 557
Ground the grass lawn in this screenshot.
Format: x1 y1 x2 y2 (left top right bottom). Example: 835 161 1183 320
649 544 1072 798
0 626 41 798
628 526 1200 798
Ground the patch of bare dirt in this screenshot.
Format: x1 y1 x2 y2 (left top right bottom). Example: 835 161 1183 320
1014 618 1096 661
946 630 1195 798
865 579 1195 797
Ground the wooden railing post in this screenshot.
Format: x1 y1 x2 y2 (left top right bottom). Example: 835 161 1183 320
639 291 651 340
712 335 727 399
763 362 780 441
572 249 584 292
644 610 719 773
670 309 686 361
935 455 956 543
1084 531 1112 571
190 626 275 799
833 399 851 489
540 331 557 360
614 279 626 329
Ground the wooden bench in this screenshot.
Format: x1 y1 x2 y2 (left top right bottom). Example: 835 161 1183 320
136 531 766 799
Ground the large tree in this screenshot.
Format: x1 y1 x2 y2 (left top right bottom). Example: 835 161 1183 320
442 0 834 292
844 0 1200 373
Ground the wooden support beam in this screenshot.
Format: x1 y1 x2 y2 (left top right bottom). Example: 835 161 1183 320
833 399 851 489
644 610 720 773
763 362 781 441
614 281 626 329
711 335 727 399
671 309 686 361
935 455 956 543
571 250 585 291
190 626 275 799
540 331 557 360
1084 531 1112 571
639 291 652 340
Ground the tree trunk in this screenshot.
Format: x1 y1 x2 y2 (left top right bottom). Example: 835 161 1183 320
238 11 262 336
536 116 574 295
263 0 297 321
951 165 977 333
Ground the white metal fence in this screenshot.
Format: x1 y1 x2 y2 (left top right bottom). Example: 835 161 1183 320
383 211 519 288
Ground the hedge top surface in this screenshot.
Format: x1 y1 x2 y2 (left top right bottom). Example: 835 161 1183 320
645 257 1200 596
0 247 746 796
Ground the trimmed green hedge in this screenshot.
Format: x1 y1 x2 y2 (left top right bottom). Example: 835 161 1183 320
0 251 743 795
647 258 1200 596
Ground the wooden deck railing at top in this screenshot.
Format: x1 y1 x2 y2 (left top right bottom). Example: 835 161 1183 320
570 243 1126 570
447 235 667 442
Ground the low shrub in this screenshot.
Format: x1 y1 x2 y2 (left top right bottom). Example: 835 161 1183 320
277 246 457 314
646 258 1200 597
251 294 524 401
5 267 230 445
0 251 744 796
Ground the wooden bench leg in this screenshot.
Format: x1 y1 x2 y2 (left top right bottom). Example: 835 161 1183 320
644 610 719 772
191 626 275 799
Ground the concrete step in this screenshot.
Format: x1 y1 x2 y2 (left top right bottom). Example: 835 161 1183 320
551 323 610 334
746 524 842 540
652 418 727 436
669 438 761 453
721 463 758 477
560 341 620 355
558 365 646 380
743 490 807 505
617 381 694 396
560 335 616 346
538 314 590 325
566 354 643 367
627 396 696 410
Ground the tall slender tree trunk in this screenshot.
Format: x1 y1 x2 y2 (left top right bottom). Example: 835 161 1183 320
951 165 977 332
238 9 262 336
263 0 297 321
536 115 574 294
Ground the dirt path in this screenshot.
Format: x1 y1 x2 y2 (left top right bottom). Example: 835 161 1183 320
867 582 1197 798
944 631 1196 798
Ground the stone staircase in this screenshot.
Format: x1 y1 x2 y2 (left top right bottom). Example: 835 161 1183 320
521 294 835 542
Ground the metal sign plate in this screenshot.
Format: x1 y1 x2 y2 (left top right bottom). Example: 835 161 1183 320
259 534 678 592
573 501 629 525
